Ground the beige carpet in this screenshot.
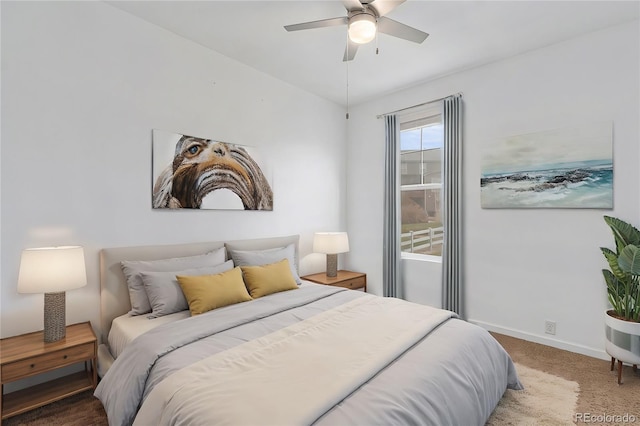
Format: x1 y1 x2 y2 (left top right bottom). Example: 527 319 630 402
492 332 640 422
5 334 639 425
487 363 579 425
5 363 582 426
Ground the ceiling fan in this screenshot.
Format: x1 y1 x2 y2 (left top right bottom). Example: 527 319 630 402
284 0 428 61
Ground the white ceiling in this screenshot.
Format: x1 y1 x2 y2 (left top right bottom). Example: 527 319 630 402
106 1 639 106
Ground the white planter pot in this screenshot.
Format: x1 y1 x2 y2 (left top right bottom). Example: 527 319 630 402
604 310 640 365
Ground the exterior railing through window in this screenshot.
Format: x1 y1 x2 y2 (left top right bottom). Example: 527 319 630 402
401 226 444 255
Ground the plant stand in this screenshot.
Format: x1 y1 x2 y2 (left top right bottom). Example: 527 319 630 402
605 310 640 385
609 357 638 385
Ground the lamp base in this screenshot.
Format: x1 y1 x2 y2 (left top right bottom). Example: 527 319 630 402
44 292 66 343
326 254 338 278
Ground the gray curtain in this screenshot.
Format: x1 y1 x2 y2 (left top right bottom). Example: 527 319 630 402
383 114 401 298
441 94 463 315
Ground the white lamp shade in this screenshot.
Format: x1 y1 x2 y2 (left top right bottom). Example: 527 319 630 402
313 232 350 254
18 246 87 293
348 13 377 44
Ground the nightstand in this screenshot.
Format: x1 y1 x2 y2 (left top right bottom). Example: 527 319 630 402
0 321 97 421
302 270 367 291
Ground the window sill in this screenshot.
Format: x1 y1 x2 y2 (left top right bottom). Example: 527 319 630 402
401 253 442 263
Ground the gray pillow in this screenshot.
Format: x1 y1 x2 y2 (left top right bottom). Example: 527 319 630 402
140 260 234 318
227 244 301 285
121 247 226 315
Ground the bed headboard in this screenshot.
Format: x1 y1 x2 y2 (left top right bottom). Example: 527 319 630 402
99 235 300 343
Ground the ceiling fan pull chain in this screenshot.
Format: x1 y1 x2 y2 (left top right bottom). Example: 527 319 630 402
346 30 350 119
346 60 350 120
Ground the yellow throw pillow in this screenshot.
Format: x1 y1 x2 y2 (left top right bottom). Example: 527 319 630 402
177 267 252 315
240 258 299 298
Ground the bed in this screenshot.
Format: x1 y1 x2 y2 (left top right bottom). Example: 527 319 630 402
95 234 522 426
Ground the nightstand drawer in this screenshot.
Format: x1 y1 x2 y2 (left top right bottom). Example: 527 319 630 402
336 277 365 290
1 342 94 382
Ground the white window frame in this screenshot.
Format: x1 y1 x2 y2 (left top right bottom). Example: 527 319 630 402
398 102 444 262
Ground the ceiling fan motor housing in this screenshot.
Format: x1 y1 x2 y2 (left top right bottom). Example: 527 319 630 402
348 10 377 44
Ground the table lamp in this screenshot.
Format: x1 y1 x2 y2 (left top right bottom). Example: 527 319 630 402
313 232 349 278
17 246 87 343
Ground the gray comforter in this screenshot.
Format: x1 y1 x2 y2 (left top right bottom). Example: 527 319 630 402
95 283 522 426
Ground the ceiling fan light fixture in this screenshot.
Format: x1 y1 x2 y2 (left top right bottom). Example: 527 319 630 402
348 13 377 44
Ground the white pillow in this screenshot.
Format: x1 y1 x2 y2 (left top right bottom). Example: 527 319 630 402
227 244 301 285
121 247 226 315
140 260 234 318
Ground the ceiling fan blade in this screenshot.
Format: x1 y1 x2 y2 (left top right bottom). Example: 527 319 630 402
377 17 428 43
343 39 359 61
367 0 405 17
342 0 364 12
284 16 348 32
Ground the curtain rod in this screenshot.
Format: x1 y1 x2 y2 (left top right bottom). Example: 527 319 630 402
376 92 463 119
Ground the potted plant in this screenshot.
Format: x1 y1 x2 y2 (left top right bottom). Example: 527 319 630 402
601 215 640 383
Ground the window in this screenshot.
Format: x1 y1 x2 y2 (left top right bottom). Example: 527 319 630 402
399 111 443 256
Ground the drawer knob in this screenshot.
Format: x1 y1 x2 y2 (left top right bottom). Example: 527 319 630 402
30 364 35 368
63 355 68 359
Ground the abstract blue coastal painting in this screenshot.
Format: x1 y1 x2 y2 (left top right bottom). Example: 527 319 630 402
481 122 613 208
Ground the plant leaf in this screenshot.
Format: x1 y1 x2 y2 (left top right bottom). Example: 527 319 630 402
604 215 640 253
603 269 623 314
618 245 640 275
601 247 628 281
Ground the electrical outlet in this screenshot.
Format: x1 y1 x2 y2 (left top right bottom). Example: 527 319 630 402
545 320 556 335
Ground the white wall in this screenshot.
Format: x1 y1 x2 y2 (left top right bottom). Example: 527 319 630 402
0 2 346 339
347 20 640 359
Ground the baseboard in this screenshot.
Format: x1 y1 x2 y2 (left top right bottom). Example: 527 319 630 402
470 319 610 361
